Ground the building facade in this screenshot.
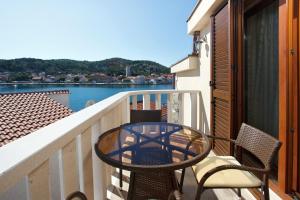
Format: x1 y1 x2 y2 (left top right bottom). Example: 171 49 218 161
171 0 300 199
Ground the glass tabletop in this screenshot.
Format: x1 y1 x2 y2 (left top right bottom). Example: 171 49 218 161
95 122 211 171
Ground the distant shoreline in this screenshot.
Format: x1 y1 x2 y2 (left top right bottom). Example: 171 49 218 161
0 82 172 86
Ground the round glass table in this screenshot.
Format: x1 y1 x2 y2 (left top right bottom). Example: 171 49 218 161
95 122 211 200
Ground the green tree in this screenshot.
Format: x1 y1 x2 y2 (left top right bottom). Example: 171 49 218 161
73 76 80 82
58 77 65 82
8 72 32 81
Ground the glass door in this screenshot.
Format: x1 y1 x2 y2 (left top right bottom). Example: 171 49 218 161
244 0 279 179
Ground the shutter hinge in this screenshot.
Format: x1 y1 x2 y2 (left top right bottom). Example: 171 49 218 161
290 49 296 56
211 100 215 104
290 128 295 133
209 81 215 87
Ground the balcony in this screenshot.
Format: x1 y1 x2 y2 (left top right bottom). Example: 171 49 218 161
170 55 199 74
0 90 255 200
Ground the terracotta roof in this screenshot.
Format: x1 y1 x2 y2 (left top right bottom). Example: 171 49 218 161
1 90 70 95
0 90 73 147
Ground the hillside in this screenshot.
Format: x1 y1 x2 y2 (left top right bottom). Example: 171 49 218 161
0 58 170 76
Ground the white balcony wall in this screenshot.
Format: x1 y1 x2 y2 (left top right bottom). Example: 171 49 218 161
175 25 211 134
0 89 201 200
47 93 70 107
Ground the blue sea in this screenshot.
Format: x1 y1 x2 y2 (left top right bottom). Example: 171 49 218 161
0 84 173 111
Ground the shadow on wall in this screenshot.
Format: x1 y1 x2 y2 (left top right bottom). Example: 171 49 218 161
198 92 209 134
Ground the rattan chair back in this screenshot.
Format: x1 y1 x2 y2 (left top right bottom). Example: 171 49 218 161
235 123 281 168
130 110 162 123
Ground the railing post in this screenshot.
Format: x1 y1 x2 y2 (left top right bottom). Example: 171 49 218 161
91 120 107 200
61 139 80 198
143 94 150 110
190 92 197 129
178 93 185 125
167 93 173 122
122 97 130 124
132 95 137 110
155 93 161 110
28 160 50 200
48 151 64 200
114 104 123 127
79 128 94 199
76 135 84 193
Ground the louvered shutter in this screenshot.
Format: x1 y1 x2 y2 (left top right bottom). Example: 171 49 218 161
211 2 234 155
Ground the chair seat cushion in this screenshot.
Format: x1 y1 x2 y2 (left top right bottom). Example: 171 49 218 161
192 156 261 188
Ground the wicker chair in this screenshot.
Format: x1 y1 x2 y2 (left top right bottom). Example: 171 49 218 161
65 191 87 200
117 109 162 189
168 190 183 200
181 123 281 200
66 190 181 200
130 109 162 123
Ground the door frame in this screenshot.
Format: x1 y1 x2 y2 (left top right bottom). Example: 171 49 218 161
277 0 299 195
288 0 300 195
234 0 298 197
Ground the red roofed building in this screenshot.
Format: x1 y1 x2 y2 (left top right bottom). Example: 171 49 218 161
0 90 73 147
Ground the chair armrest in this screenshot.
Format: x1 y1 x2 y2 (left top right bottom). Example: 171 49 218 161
206 135 236 144
198 164 269 187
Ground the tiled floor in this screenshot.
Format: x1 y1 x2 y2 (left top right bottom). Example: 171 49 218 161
106 168 256 200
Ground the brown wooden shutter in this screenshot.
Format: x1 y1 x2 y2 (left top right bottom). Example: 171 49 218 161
211 2 234 155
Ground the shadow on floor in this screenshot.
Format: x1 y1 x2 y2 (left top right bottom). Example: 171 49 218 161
106 167 252 200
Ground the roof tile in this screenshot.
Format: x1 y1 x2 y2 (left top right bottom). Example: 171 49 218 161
0 90 73 147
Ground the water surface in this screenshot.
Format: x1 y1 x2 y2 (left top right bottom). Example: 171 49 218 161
0 84 173 111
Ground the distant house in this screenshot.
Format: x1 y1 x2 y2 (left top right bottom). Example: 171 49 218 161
89 73 112 83
44 75 56 83
79 75 88 83
149 79 157 84
0 74 9 82
155 77 161 84
122 77 132 83
0 90 73 147
38 72 46 78
31 76 43 82
133 75 145 84
65 74 74 82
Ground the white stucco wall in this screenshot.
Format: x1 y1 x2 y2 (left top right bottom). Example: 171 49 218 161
47 93 70 108
187 0 225 35
175 24 211 134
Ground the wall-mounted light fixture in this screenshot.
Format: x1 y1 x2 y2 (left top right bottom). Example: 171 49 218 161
193 31 207 55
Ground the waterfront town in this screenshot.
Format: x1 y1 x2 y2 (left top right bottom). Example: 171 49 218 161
0 66 174 84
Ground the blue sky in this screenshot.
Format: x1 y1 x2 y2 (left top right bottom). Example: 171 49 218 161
0 0 196 66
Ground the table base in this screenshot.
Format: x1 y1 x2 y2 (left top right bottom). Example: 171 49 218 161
127 170 179 200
